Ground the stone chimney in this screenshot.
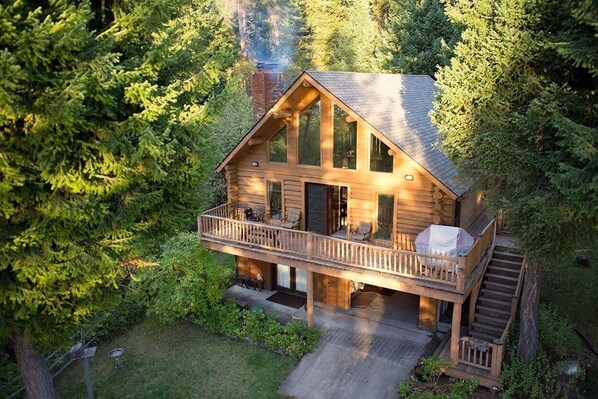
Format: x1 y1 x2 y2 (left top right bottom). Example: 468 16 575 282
252 62 284 123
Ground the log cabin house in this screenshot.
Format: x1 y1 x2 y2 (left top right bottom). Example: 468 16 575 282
198 70 526 387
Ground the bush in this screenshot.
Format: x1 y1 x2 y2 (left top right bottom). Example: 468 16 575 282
142 233 233 324
500 305 583 399
0 351 19 387
398 357 477 399
90 290 145 341
203 300 320 359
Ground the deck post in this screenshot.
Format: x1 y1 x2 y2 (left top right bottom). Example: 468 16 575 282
307 232 314 260
197 215 202 237
450 302 462 365
307 270 314 327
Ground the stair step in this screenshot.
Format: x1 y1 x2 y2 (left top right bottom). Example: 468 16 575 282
484 280 516 292
481 288 512 298
485 273 519 282
491 258 523 269
470 330 500 342
479 296 511 307
472 321 505 334
475 313 509 326
488 265 521 275
477 305 511 317
493 250 524 262
494 245 521 254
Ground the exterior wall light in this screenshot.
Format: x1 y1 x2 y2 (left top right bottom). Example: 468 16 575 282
405 174 414 181
251 161 260 167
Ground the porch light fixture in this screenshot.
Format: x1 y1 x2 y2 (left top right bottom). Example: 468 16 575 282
251 161 260 167
404 174 414 181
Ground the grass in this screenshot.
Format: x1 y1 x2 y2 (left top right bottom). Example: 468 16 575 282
541 246 598 349
55 318 297 399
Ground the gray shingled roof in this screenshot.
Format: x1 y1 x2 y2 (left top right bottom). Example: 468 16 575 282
306 71 469 197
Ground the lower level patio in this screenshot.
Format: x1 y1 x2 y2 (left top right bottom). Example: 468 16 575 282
224 284 437 399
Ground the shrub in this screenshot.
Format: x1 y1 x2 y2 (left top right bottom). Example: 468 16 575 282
0 351 19 387
203 300 320 359
539 305 581 358
398 357 477 399
89 289 145 341
142 233 233 324
500 305 583 399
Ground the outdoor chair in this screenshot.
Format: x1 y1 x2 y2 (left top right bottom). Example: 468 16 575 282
244 208 260 222
281 209 301 229
351 221 372 242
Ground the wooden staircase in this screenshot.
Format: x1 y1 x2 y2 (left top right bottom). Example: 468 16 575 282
470 246 525 342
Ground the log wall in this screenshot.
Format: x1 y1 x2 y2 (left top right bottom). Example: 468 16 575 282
222 86 463 250
314 273 351 310
236 256 274 290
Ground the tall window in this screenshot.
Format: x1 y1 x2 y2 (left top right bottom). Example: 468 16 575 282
370 134 393 173
376 194 394 240
269 126 287 163
268 181 282 219
333 104 357 169
298 100 321 166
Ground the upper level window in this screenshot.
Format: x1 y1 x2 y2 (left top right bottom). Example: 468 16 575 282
298 100 321 166
333 104 357 169
376 194 394 240
269 126 287 163
268 181 282 219
370 134 393 173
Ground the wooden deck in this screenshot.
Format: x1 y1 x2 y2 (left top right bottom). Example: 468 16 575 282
199 203 496 299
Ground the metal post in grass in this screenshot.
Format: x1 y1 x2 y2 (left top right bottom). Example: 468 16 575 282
69 340 96 399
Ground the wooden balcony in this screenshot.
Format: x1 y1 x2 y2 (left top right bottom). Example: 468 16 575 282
198 203 496 296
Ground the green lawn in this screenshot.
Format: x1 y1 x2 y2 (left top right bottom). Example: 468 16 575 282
55 318 297 399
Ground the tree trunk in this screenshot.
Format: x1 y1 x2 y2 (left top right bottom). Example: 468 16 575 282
12 332 56 399
517 257 541 362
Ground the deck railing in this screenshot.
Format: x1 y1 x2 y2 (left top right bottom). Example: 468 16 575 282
199 203 495 289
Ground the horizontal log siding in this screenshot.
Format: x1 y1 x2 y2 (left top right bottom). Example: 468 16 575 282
459 185 487 230
226 89 460 249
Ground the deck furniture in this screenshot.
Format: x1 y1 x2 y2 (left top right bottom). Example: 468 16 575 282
351 222 372 242
281 209 301 229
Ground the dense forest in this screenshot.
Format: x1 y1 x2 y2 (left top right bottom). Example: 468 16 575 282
0 1 596 398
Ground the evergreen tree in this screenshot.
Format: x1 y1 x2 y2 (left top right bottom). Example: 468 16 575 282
0 0 237 397
295 0 385 72
382 0 461 76
433 0 597 361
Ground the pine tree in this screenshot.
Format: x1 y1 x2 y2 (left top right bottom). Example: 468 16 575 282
433 0 597 361
0 0 238 397
382 0 461 76
295 0 385 72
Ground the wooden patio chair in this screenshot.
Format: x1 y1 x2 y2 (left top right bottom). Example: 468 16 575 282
351 221 372 242
281 209 301 229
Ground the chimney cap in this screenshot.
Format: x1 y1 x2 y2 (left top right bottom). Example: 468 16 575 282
256 61 280 70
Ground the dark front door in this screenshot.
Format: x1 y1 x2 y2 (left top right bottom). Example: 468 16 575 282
306 183 329 235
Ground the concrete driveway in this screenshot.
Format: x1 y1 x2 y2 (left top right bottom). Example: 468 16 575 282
279 297 432 399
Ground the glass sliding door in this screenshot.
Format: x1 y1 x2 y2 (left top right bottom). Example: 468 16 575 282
306 183 328 235
276 264 291 289
295 268 307 293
